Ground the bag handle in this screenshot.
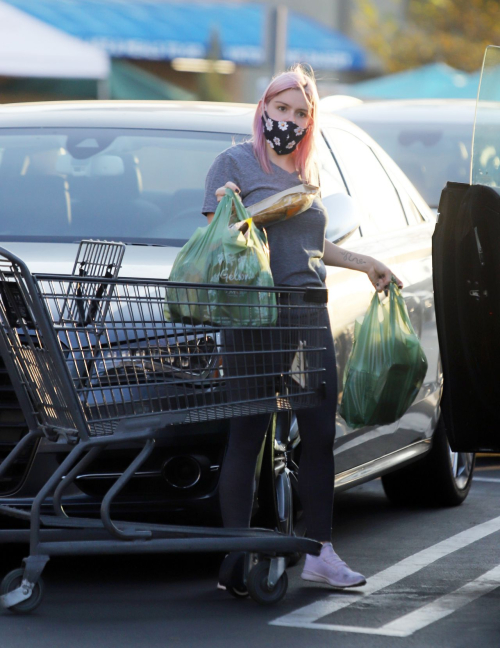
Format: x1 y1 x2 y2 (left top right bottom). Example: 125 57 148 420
208 187 251 229
388 277 420 338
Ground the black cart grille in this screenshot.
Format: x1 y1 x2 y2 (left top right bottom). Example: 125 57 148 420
0 356 36 494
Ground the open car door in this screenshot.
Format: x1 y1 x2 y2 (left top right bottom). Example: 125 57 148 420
433 46 500 451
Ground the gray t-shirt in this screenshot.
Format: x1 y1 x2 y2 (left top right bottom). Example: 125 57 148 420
201 141 327 287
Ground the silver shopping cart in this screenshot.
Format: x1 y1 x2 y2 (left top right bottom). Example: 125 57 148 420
0 241 327 612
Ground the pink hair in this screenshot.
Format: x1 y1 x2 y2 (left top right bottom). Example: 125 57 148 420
251 65 320 185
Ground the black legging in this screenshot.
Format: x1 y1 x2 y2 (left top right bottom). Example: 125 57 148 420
219 305 337 542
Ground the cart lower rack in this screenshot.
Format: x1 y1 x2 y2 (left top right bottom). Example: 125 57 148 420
0 245 328 611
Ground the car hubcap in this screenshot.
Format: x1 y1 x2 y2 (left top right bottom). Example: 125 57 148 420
272 412 301 535
275 469 293 534
449 446 474 490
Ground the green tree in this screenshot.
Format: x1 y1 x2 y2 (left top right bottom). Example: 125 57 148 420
354 0 500 72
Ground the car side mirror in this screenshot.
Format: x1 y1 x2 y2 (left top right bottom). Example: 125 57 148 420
323 193 361 244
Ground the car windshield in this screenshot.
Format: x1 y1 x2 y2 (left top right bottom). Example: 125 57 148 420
471 46 500 189
0 128 245 245
347 121 473 208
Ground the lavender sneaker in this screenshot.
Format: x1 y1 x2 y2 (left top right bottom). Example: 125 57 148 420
301 543 366 588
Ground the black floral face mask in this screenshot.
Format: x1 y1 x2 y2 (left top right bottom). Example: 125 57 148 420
261 110 309 155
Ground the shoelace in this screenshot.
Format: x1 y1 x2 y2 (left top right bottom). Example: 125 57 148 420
320 549 348 568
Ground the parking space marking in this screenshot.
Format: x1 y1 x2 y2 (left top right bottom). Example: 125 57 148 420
474 476 500 483
270 514 500 635
377 563 500 637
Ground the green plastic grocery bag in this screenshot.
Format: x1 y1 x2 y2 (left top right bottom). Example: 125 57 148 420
164 188 277 326
339 281 428 428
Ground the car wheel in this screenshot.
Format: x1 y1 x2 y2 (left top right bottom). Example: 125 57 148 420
381 416 475 507
256 412 303 540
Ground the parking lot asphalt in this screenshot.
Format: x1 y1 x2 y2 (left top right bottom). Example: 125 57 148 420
1 457 500 648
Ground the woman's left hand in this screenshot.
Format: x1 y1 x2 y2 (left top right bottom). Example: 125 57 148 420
366 259 403 292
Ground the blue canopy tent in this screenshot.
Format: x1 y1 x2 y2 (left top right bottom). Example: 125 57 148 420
348 63 480 100
5 0 367 72
287 11 366 71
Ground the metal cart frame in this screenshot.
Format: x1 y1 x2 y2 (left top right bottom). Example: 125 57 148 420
0 244 327 611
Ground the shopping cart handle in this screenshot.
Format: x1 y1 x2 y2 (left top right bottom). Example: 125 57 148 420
303 287 328 304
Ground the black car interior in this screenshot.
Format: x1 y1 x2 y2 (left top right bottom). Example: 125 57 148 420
0 145 208 241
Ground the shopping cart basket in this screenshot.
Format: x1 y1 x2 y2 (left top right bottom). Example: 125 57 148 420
0 243 327 612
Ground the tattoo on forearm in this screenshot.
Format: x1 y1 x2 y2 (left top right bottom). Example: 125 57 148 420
340 250 366 266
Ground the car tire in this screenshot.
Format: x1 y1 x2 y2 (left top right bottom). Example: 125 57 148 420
256 412 303 541
381 416 475 507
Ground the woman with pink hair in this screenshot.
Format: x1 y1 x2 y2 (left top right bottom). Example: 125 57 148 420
202 65 402 591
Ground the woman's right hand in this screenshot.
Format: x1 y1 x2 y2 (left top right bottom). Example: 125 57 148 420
206 182 241 224
215 181 240 203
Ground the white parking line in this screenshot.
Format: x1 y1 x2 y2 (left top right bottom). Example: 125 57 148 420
270 514 500 635
474 476 500 483
379 564 500 637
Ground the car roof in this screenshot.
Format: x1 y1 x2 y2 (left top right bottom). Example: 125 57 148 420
333 98 478 124
0 99 351 133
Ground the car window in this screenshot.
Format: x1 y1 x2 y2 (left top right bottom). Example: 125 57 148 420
398 194 425 225
346 120 471 209
371 144 427 225
317 132 361 241
324 128 408 236
0 128 245 245
317 134 347 198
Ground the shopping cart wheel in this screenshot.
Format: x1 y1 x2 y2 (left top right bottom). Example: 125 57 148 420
1 568 45 614
247 560 288 605
219 552 249 599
